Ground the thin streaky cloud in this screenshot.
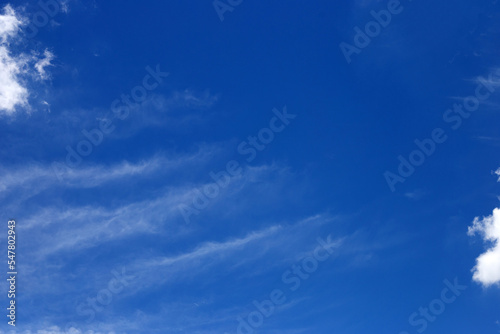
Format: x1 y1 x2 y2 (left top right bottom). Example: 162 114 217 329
0 148 218 196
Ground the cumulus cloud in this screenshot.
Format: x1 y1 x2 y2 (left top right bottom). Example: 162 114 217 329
0 4 54 115
0 43 28 113
0 4 23 42
468 207 500 287
0 5 28 114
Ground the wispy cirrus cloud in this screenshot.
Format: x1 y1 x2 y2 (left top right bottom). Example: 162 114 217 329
117 214 344 295
0 147 220 200
0 141 338 333
14 205 397 333
141 224 283 268
21 188 188 257
105 90 220 138
11 156 297 261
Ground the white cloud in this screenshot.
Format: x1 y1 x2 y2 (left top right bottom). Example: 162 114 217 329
35 49 55 80
19 164 285 258
0 5 28 114
166 89 219 109
0 149 216 199
0 5 55 115
0 44 28 113
60 0 70 13
143 224 283 268
115 214 344 296
0 4 23 43
495 167 500 181
468 207 500 287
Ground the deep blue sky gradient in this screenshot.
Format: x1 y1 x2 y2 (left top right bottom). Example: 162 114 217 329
0 0 499 333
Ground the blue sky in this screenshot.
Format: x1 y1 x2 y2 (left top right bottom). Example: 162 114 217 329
0 0 500 333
